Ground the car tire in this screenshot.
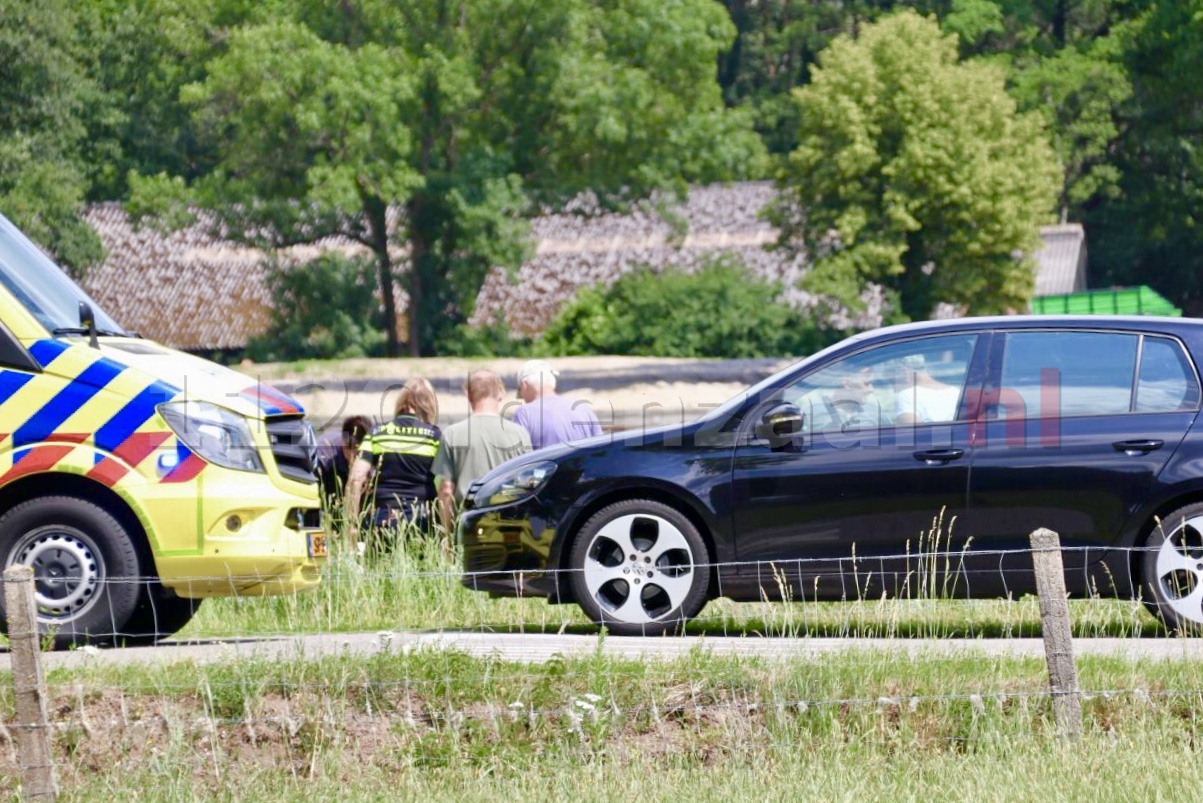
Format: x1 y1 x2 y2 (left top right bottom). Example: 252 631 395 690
0 496 143 649
568 499 710 636
117 584 203 646
1141 502 1203 634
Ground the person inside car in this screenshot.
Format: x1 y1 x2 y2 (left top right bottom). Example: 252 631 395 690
893 353 960 424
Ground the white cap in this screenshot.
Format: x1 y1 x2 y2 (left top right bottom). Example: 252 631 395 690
517 359 558 385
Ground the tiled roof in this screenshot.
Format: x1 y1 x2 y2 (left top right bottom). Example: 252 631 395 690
82 204 403 351
80 185 1084 351
471 183 820 335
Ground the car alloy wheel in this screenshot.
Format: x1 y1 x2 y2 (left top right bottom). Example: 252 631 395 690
1143 503 1203 632
569 500 709 635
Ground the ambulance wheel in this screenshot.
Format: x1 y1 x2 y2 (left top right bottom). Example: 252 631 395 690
0 496 142 649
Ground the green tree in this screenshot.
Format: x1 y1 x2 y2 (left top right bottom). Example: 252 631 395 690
1083 0 1203 316
718 1 896 155
1007 38 1131 222
947 0 1135 222
0 0 107 273
772 10 1061 322
246 254 386 362
181 17 421 357
80 0 241 201
161 0 763 357
539 258 834 358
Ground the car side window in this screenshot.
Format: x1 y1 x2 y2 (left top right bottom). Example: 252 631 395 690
1136 337 1201 413
784 335 978 432
998 331 1137 418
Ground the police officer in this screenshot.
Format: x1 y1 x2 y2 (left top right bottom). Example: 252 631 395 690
345 377 441 550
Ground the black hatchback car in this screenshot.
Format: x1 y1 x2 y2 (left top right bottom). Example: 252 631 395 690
459 316 1203 635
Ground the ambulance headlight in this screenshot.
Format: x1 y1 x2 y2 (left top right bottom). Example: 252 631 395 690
159 401 265 473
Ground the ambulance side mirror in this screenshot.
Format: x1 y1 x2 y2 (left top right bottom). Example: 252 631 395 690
78 301 99 349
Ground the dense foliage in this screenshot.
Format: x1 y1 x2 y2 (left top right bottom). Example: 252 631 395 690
540 259 836 358
2 0 1203 357
0 0 107 273
245 255 386 362
127 0 766 357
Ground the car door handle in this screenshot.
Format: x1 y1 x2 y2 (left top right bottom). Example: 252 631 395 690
913 449 965 465
1113 439 1164 456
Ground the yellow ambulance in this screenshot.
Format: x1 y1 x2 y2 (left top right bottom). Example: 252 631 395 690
0 211 326 647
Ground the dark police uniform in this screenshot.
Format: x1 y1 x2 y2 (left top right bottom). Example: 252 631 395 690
357 414 442 533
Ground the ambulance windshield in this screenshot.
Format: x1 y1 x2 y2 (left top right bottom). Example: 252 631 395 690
0 213 126 336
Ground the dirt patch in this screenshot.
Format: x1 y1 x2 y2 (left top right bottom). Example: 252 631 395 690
246 355 732 383
245 354 792 429
297 381 754 431
0 683 779 794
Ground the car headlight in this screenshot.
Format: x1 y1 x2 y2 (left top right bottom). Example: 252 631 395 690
474 461 558 507
159 401 265 473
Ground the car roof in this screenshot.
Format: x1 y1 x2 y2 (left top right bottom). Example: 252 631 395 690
853 314 1202 343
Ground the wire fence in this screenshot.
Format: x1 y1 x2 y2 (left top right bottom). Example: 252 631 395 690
3 538 1203 799
0 542 1182 642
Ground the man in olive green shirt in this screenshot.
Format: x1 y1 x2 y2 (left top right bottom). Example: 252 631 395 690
434 370 532 530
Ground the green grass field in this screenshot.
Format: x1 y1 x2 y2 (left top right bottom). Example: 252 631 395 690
4 647 1201 801
5 531 1198 800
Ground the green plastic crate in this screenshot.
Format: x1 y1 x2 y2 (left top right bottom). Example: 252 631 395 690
1031 286 1182 317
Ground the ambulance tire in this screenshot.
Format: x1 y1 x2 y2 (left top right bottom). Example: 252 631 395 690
118 584 203 646
0 496 142 649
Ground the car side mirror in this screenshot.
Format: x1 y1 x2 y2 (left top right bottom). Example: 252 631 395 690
755 403 803 446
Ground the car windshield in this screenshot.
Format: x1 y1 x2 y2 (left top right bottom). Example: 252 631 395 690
0 213 126 336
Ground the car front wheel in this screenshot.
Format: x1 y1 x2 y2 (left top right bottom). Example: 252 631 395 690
568 499 710 636
1142 502 1203 633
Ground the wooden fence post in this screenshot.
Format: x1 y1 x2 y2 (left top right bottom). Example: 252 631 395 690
3 565 58 800
1029 528 1082 741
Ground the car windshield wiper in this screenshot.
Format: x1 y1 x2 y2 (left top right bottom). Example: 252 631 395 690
52 327 128 338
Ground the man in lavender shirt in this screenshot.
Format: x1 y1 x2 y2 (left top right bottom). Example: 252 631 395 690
512 359 603 450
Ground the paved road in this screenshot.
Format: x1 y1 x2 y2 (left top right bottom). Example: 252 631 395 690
4 631 1203 670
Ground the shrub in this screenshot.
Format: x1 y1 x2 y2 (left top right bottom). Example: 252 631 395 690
246 254 386 362
539 257 836 358
437 312 535 358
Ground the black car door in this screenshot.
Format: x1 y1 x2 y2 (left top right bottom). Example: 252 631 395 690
963 329 1200 595
730 332 988 601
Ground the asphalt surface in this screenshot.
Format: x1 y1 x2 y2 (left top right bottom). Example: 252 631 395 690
4 631 1203 670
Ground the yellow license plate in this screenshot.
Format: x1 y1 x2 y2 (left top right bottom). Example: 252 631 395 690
307 532 328 558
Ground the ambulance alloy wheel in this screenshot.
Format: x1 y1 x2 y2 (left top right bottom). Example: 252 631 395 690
0 496 142 648
568 499 710 636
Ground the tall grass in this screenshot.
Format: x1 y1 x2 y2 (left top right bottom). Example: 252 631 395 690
181 514 1165 641
6 649 1203 801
